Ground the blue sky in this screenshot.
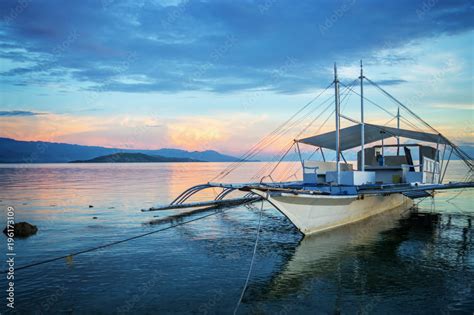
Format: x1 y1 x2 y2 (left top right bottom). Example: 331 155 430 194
0 0 472 154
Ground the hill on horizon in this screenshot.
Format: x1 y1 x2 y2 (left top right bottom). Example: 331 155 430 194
0 137 241 163
70 152 201 163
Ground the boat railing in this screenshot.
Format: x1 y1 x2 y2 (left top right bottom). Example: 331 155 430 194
401 158 440 184
422 157 441 183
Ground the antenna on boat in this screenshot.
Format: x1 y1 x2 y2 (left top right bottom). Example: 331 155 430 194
360 60 365 171
334 63 341 184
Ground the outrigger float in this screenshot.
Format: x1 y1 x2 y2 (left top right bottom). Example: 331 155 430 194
143 62 473 235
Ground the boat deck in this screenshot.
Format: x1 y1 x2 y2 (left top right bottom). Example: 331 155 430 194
209 180 474 197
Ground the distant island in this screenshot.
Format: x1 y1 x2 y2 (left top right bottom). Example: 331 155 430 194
70 153 201 163
0 137 242 163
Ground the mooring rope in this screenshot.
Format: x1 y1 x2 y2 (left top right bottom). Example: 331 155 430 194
2 209 231 274
233 200 265 315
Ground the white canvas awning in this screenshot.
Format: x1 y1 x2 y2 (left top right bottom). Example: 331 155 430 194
297 123 447 151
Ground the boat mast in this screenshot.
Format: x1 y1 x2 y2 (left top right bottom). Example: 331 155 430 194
396 107 400 155
334 63 341 184
360 60 365 171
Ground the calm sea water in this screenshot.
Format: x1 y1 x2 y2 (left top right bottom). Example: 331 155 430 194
0 161 473 314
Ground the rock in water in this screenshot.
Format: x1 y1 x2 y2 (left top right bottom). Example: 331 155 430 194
3 222 38 237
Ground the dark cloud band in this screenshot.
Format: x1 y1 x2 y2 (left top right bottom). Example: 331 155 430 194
0 0 472 93
0 110 44 116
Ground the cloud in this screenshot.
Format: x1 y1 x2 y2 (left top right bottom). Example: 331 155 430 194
377 79 408 86
0 0 472 94
432 103 473 110
0 110 45 116
0 111 273 153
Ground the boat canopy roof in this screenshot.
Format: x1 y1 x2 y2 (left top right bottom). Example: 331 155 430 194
297 123 448 151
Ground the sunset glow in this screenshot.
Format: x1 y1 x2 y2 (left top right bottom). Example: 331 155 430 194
1 1 472 157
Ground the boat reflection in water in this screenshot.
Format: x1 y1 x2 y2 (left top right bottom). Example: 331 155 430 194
248 205 472 313
259 205 413 296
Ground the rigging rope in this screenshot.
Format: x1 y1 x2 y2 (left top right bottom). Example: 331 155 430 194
268 80 356 181
347 78 430 132
211 82 334 181
446 170 474 201
365 76 473 171
211 80 366 182
339 81 395 118
383 116 397 126
233 200 264 315
339 80 421 132
339 80 424 133
253 80 357 182
365 77 438 133
213 73 472 184
249 97 333 181
265 142 296 180
282 147 317 181
253 101 335 181
282 108 336 181
245 92 337 181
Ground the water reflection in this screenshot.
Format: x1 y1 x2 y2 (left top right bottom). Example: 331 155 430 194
0 162 472 314
243 208 473 313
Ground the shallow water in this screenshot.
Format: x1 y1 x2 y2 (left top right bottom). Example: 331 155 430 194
0 161 473 314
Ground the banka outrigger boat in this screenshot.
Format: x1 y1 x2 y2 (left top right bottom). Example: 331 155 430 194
143 62 474 235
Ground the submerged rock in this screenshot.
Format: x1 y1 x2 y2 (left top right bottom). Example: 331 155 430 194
3 222 38 237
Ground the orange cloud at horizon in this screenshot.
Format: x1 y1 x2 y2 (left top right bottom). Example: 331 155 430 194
1 111 472 156
0 113 281 154
0 114 104 143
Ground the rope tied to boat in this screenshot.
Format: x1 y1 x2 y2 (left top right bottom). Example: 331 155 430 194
233 200 265 315
1 209 231 274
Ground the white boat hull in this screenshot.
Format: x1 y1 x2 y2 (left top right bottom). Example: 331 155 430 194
252 191 413 235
